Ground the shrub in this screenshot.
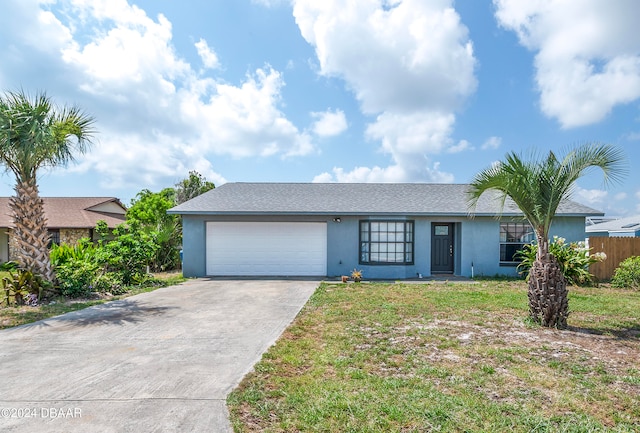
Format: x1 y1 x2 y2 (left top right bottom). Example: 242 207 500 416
55 260 129 297
0 261 19 271
1 269 45 306
126 188 181 272
52 240 102 298
611 256 640 290
517 236 606 286
93 273 126 295
94 222 156 285
50 222 157 298
55 259 101 298
50 239 96 267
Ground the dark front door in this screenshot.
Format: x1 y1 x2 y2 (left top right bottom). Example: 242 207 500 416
431 223 454 273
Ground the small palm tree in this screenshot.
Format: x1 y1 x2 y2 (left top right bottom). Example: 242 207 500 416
467 143 625 329
0 90 96 284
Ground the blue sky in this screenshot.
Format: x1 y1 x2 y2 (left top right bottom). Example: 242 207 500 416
1 0 639 215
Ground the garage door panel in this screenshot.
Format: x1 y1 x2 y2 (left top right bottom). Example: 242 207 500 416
206 222 327 276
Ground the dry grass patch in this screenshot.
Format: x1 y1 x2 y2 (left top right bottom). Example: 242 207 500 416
228 280 640 432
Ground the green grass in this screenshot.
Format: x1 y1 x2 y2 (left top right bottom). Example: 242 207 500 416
228 280 640 432
0 272 186 329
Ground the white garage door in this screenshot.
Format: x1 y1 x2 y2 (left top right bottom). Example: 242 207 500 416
206 222 327 276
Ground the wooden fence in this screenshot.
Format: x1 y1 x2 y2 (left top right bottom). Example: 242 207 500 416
588 237 640 281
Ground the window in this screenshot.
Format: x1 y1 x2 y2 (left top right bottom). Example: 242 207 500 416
48 229 60 248
499 222 534 264
360 220 414 265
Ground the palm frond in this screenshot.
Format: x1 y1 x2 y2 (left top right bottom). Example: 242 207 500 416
468 143 627 245
0 89 96 182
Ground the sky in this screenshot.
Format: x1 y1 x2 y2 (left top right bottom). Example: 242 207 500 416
0 0 639 216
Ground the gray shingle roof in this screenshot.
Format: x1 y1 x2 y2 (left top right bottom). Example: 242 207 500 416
168 183 603 217
586 215 640 234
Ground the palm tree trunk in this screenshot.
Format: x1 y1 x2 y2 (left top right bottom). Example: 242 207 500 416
527 250 569 329
9 179 55 284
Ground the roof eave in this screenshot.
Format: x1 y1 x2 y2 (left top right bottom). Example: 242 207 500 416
169 210 532 217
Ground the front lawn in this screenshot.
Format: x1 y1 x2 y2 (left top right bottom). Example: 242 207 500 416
0 271 186 329
228 280 640 432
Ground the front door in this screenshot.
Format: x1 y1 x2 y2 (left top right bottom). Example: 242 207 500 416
431 223 454 273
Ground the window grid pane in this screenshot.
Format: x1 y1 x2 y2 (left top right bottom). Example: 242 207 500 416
499 222 533 264
48 230 61 248
360 220 414 265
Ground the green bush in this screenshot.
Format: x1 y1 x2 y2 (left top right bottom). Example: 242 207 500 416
50 238 96 267
94 222 156 285
55 260 130 297
517 236 606 286
0 261 19 271
1 269 45 306
93 273 126 295
55 259 101 298
51 221 158 298
127 188 181 272
52 240 100 297
611 256 640 289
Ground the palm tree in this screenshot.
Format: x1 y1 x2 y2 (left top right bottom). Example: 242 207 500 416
0 90 96 284
467 143 625 329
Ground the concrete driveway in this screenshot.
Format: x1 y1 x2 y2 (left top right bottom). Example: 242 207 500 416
0 279 319 432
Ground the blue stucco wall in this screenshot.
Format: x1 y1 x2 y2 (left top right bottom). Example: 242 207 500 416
180 214 587 279
327 216 422 279
457 216 587 278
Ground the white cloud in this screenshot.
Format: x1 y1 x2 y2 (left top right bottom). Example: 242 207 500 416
0 0 313 189
615 192 628 201
313 166 407 183
311 109 348 137
194 38 220 69
366 111 456 156
574 186 608 206
180 67 314 158
448 139 472 153
293 0 477 182
313 162 454 183
62 0 186 77
494 0 640 128
352 111 457 182
294 0 476 114
67 131 226 189
481 136 502 150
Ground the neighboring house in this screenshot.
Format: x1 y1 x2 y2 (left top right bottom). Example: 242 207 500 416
586 215 640 237
0 197 126 263
168 183 602 279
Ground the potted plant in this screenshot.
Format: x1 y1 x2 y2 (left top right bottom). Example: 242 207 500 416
351 268 363 283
